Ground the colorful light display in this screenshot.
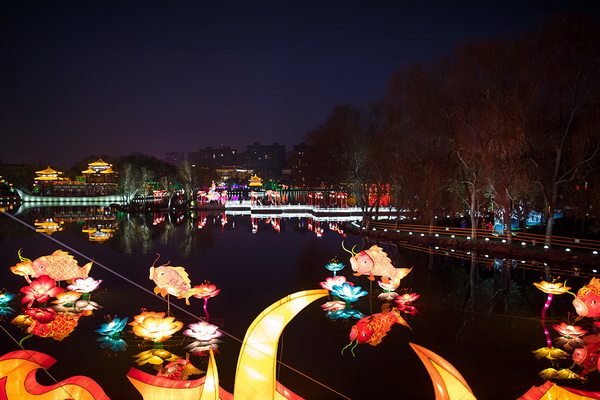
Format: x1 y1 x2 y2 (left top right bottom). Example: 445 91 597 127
8 241 600 399
9 266 102 343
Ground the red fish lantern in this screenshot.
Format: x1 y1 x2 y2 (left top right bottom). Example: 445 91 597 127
156 354 204 381
28 314 82 341
347 245 412 290
572 334 600 376
344 304 411 355
573 278 600 318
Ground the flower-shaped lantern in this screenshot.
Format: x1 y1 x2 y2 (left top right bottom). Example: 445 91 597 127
192 281 220 321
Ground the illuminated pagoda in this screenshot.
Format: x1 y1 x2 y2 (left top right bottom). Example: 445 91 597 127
249 174 263 187
82 159 118 186
33 166 66 195
71 159 118 196
35 166 64 182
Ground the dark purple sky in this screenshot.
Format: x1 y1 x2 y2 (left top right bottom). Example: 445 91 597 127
1 1 598 166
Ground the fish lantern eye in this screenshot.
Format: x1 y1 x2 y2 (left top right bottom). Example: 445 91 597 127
593 300 597 305
159 272 165 276
361 332 367 337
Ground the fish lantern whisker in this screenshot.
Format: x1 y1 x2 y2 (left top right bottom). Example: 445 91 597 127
341 241 357 256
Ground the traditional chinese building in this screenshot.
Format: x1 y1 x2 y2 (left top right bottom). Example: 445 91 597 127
32 160 119 197
33 166 67 195
249 174 263 187
81 159 119 187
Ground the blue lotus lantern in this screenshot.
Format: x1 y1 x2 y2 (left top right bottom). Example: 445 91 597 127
325 261 345 276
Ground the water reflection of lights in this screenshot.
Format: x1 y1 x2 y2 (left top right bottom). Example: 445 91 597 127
197 214 207 229
10 206 360 245
153 214 166 225
266 218 281 232
34 219 64 234
328 222 345 236
393 240 597 279
86 230 113 242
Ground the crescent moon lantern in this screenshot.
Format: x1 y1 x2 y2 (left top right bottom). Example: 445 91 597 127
233 289 328 400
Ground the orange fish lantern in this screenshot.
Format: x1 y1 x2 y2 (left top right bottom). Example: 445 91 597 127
346 245 412 290
149 257 204 305
10 250 92 283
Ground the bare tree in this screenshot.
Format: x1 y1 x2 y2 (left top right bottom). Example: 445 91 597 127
520 15 600 246
119 163 153 203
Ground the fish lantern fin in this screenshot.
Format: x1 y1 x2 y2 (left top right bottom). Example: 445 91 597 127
396 313 411 330
381 276 391 284
171 267 191 286
368 274 376 281
180 363 205 380
83 261 93 275
353 272 362 277
397 267 413 279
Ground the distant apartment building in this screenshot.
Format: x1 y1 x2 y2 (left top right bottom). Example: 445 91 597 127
193 146 238 169
239 142 286 180
289 142 311 187
169 142 290 182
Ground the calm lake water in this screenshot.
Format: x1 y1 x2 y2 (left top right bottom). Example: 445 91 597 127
1 205 599 399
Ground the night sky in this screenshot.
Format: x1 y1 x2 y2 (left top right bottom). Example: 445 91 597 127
2 1 599 166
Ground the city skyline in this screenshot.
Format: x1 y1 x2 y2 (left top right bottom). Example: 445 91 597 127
2 1 599 166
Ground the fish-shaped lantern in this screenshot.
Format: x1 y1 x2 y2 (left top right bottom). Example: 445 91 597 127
149 264 204 305
10 250 92 283
25 314 83 341
347 245 412 290
572 334 600 377
349 304 411 347
573 277 600 318
157 355 204 381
